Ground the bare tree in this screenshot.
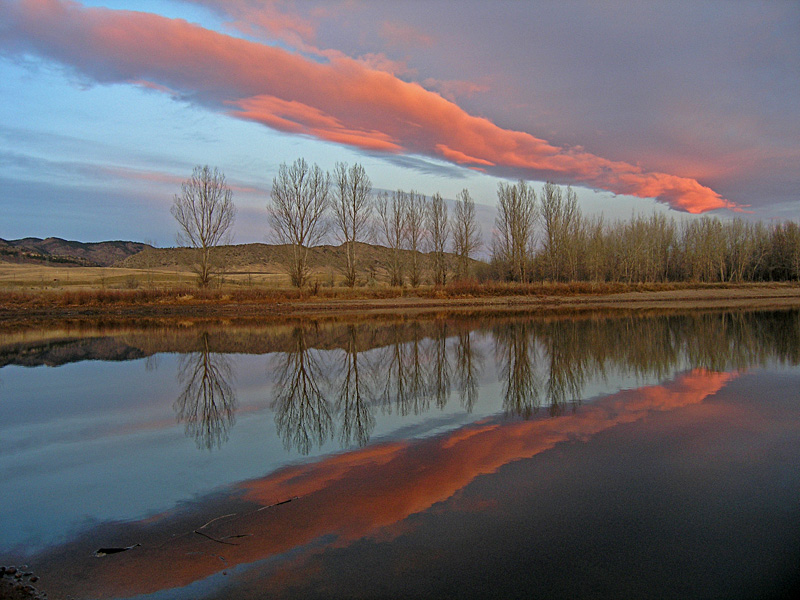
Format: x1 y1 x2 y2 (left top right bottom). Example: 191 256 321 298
405 190 427 287
376 189 408 286
268 158 330 287
332 162 372 286
540 182 579 282
451 188 481 280
493 180 537 282
427 192 449 286
170 165 236 288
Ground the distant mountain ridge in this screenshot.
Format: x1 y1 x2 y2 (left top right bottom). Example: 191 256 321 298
0 237 152 267
1 237 481 274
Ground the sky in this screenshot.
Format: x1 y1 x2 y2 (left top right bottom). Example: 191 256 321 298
1 0 798 245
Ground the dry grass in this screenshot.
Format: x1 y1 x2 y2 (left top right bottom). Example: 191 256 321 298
0 277 794 310
2 258 799 318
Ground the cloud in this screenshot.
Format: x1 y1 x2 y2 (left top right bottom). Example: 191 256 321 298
0 0 736 212
372 154 470 180
183 0 318 49
379 20 435 49
229 94 403 152
423 77 490 102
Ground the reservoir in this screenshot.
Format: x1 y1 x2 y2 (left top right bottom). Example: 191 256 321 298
1 310 799 599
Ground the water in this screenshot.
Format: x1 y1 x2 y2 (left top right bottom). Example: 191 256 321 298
1 311 799 599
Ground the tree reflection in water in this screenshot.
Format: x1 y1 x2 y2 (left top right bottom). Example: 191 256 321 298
270 326 333 455
376 323 431 416
427 321 452 410
173 332 237 450
377 325 411 415
455 328 483 412
335 325 377 448
494 321 541 418
171 311 800 454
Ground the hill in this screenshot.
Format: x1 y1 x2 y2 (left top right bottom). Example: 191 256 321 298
0 237 152 267
118 242 388 270
117 241 480 278
1 237 482 286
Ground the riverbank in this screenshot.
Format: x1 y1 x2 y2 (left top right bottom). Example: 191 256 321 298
1 283 799 331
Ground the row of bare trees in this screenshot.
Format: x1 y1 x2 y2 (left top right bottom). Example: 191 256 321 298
171 163 799 288
172 160 482 287
268 158 484 287
490 180 800 283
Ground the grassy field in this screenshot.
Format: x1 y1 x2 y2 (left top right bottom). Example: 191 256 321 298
0 262 299 291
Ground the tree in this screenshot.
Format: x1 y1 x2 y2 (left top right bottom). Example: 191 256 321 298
427 192 449 286
452 188 482 280
405 190 426 287
332 162 373 286
170 165 236 288
493 180 537 282
376 189 408 286
540 182 579 282
268 158 330 287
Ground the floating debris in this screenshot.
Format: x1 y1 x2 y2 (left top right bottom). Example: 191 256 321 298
94 544 141 557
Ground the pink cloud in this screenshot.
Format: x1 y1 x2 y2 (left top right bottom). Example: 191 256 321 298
0 0 737 212
185 0 318 48
97 164 264 195
435 143 496 167
229 95 403 152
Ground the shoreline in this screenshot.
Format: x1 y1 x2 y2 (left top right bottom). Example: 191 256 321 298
2 284 800 331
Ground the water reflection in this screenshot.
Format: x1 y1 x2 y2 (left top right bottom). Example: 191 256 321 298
428 322 452 409
377 323 435 416
261 311 799 451
4 310 800 600
271 326 333 455
22 368 748 600
174 332 237 450
4 311 800 456
334 325 376 448
266 311 800 453
455 327 482 412
494 321 541 418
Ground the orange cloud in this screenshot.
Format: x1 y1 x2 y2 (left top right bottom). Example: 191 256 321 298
435 143 496 166
37 369 734 599
0 0 736 212
230 95 403 152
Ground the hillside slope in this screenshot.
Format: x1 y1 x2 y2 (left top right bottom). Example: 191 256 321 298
1 237 151 267
117 242 478 274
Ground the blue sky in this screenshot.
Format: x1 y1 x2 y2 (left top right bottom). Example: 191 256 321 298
1 0 798 245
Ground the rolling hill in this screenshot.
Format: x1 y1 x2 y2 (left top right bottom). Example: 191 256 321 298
0 237 152 267
1 238 482 285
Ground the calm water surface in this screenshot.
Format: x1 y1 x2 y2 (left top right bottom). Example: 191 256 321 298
1 311 799 599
